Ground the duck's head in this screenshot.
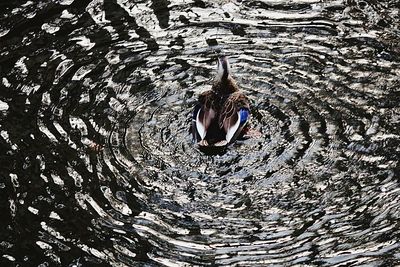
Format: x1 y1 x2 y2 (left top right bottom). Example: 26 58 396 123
216 56 230 82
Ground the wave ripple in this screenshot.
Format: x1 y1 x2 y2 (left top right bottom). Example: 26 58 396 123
0 0 399 266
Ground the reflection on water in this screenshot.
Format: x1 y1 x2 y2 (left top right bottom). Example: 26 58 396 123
1 0 400 266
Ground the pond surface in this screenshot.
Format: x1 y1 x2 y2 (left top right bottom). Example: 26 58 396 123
1 0 400 266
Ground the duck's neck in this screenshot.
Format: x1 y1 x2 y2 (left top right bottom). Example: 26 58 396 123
214 56 238 95
213 77 238 95
217 56 229 81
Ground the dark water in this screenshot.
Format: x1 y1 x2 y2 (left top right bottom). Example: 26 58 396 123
1 0 400 266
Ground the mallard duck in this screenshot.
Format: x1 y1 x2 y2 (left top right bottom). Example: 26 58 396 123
192 56 250 147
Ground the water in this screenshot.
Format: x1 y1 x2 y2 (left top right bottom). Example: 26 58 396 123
1 0 400 266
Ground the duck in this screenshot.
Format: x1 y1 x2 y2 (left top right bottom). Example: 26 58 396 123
192 56 250 147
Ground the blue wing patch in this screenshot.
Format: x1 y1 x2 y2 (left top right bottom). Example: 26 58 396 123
239 108 249 125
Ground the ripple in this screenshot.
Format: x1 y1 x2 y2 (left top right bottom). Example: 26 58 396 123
0 0 399 266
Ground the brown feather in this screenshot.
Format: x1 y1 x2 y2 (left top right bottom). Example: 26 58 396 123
219 92 250 131
199 90 219 111
212 76 239 95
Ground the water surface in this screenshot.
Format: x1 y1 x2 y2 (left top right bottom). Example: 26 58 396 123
1 0 400 266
